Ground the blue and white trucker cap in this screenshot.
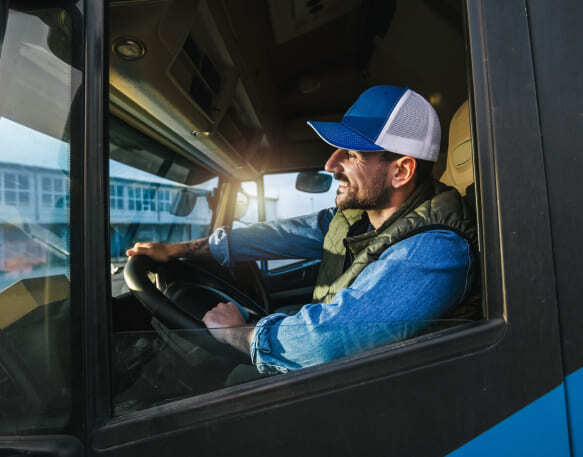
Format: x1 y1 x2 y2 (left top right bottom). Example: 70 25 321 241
307 85 441 162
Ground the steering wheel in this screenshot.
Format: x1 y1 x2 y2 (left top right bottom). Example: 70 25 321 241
123 255 266 363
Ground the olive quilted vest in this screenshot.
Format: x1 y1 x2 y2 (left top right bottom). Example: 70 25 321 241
312 180 478 304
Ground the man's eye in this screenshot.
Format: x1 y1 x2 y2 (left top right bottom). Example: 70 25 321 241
345 151 356 159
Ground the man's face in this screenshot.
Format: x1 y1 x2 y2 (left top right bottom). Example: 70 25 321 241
324 149 393 210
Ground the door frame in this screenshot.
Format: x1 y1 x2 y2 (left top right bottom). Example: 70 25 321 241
87 1 570 456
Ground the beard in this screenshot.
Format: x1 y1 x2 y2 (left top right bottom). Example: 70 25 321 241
334 173 393 210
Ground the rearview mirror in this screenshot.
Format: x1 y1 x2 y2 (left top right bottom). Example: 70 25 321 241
170 189 198 216
295 171 333 193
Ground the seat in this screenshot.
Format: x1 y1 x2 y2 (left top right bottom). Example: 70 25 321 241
438 100 482 322
439 100 474 197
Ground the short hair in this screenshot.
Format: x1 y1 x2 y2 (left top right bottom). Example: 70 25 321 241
380 150 434 185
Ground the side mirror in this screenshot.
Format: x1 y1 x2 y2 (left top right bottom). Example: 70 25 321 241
295 171 333 193
170 189 198 216
234 192 250 220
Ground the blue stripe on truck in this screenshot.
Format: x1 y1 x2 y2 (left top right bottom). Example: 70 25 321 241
447 378 572 457
566 366 583 457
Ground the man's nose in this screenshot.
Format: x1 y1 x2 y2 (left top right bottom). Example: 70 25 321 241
325 148 344 174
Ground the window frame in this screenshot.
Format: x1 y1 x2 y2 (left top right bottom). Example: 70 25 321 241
93 0 511 445
75 0 110 439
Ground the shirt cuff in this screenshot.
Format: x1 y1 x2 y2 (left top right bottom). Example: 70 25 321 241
250 313 289 374
208 227 231 266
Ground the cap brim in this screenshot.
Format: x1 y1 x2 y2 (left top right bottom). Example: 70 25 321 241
307 121 383 152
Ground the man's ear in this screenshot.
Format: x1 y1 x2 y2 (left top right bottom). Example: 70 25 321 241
391 156 417 189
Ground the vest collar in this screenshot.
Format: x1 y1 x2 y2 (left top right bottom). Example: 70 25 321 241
341 180 436 256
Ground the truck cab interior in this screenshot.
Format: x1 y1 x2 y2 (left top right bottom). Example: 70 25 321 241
0 0 480 430
106 0 479 412
109 0 470 179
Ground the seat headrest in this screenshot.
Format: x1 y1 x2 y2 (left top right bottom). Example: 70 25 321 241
440 100 474 196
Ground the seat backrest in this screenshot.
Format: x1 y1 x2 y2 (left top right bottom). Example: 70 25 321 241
439 101 483 319
439 100 474 196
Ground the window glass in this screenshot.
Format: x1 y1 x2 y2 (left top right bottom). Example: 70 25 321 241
0 5 80 434
232 180 259 229
263 171 338 270
111 316 473 415
109 156 218 297
109 131 221 413
263 172 338 222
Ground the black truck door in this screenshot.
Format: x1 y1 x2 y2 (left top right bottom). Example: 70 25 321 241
2 0 569 455
526 0 583 453
87 1 572 456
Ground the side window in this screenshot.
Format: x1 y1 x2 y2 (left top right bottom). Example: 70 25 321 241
263 171 338 270
0 4 81 434
106 0 481 416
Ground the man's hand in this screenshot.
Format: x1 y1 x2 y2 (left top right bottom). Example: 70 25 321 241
126 241 175 262
203 301 254 354
126 237 211 262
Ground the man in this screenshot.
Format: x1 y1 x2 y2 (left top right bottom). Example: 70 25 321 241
127 85 477 374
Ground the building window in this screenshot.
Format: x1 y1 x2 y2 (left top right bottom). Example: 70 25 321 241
142 188 156 212
41 175 68 208
157 189 172 212
128 186 143 211
110 183 125 210
3 171 31 207
127 185 157 212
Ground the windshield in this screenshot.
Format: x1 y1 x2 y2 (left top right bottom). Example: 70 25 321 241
108 117 218 297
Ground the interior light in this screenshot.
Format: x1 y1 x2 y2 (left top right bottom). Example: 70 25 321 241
113 37 146 61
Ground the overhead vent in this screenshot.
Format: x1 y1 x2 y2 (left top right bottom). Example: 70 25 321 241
170 33 223 118
267 0 361 44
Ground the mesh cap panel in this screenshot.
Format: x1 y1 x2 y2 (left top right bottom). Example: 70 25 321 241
308 85 441 161
387 92 428 141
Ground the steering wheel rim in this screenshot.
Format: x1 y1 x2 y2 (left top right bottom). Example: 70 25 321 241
124 255 252 363
124 255 208 329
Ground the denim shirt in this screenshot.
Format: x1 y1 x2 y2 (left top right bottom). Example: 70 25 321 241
209 209 473 374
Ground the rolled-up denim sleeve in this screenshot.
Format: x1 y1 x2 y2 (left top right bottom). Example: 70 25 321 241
249 229 474 374
209 208 336 267
208 226 231 266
